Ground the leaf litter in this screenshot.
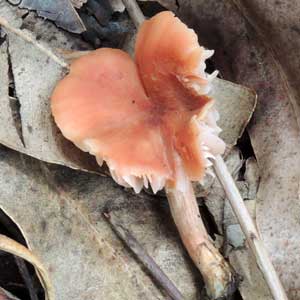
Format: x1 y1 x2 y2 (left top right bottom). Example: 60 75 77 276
175 0 300 298
0 1 260 299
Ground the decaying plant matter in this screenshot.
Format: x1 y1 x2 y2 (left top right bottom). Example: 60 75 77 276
0 3 288 300
51 12 236 299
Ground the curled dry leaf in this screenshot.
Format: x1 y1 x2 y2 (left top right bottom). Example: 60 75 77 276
109 0 125 12
0 288 20 300
18 0 86 34
0 3 99 174
0 235 54 300
70 0 88 9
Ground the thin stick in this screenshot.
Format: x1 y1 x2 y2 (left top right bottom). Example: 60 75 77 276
214 155 288 300
0 234 54 300
0 16 69 69
121 0 145 27
104 212 185 300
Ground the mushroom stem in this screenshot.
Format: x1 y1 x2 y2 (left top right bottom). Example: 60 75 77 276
213 155 288 300
165 180 236 299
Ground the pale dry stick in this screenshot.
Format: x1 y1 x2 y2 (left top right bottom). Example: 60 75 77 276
121 0 145 28
0 234 54 300
0 16 69 69
214 155 288 300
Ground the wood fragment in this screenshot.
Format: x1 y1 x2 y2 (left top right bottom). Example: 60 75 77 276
121 0 145 28
213 155 288 300
104 212 185 300
0 16 69 69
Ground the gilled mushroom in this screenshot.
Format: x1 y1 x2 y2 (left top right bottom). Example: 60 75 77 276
51 11 235 298
0 8 288 300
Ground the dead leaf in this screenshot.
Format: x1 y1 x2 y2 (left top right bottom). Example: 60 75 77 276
244 157 259 200
0 3 99 173
229 249 272 300
176 0 300 298
232 0 300 128
70 0 88 9
139 0 178 11
109 0 125 12
212 79 256 147
0 145 203 299
0 40 23 151
17 0 86 34
204 147 244 233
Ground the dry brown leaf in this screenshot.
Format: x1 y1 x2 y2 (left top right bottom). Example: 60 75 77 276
0 146 202 299
70 0 88 9
0 3 259 298
212 79 256 147
18 0 86 34
109 0 125 12
138 0 178 11
0 3 99 173
176 0 300 298
229 249 272 300
232 0 300 128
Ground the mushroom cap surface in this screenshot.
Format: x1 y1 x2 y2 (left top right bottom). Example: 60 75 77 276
51 11 225 193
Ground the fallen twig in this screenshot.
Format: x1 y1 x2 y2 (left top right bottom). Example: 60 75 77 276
104 212 185 300
214 155 288 300
121 0 145 28
0 16 69 69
